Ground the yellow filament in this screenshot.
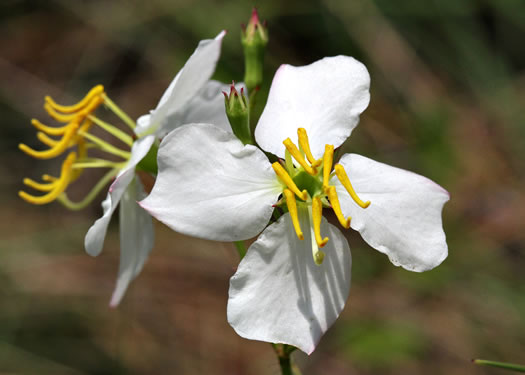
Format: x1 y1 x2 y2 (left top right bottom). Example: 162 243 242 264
23 178 55 192
327 186 351 229
45 85 104 114
44 95 103 123
19 152 76 205
30 119 69 136
312 196 329 248
297 128 321 168
283 138 317 175
19 122 79 159
334 164 370 208
272 162 308 201
322 144 334 191
283 189 304 240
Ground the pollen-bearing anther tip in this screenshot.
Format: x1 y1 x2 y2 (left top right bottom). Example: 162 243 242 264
300 189 308 201
298 233 304 241
363 201 371 208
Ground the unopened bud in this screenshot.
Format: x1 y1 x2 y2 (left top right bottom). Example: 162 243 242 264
241 8 268 92
224 82 252 145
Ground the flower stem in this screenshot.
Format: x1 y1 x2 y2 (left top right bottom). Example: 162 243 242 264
272 344 300 375
473 359 525 372
234 241 247 259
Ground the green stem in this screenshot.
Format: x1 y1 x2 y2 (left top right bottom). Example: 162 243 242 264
272 344 299 375
234 241 247 259
473 359 525 372
248 89 259 138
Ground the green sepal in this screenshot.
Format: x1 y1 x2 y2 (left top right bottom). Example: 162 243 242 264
136 142 158 175
224 84 252 145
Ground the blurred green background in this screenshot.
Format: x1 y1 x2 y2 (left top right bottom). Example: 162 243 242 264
1 0 525 374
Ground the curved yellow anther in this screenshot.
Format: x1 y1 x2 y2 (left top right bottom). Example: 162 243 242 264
334 164 370 209
283 189 304 240
30 119 69 136
45 85 104 114
19 122 78 159
322 144 334 192
283 138 317 176
37 132 59 147
44 95 103 123
272 162 308 201
19 152 76 205
23 178 56 192
327 186 351 229
297 128 321 168
42 174 57 182
312 196 329 248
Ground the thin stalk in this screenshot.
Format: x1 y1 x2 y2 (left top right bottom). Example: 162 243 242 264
57 168 119 210
88 115 133 146
473 359 525 372
272 344 299 375
79 131 131 159
102 95 136 130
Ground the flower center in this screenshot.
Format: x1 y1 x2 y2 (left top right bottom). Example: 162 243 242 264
272 128 371 265
19 85 138 209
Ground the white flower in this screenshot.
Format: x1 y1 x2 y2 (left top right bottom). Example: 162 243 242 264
84 30 228 306
140 56 449 352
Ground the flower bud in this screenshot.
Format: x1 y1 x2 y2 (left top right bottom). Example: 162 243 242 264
241 8 268 92
224 82 252 145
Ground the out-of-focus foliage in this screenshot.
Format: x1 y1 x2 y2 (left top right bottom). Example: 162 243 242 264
1 0 525 374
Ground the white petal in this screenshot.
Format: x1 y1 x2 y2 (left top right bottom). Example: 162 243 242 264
332 153 449 272
255 56 370 159
84 172 133 257
136 31 226 136
110 178 154 307
84 135 154 257
157 80 239 137
140 123 281 241
227 210 352 354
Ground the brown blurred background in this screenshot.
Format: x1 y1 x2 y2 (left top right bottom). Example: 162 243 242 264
1 0 525 374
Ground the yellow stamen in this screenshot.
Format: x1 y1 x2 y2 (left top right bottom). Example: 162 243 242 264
70 138 87 182
283 138 317 175
334 164 370 208
19 152 76 205
283 189 304 240
19 122 79 159
272 162 308 201
312 196 329 248
45 85 104 114
23 178 56 192
44 95 103 123
30 119 69 136
297 128 321 168
327 186 351 229
322 144 334 192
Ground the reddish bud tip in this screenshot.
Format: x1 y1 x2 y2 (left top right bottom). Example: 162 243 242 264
250 7 260 24
222 91 228 99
